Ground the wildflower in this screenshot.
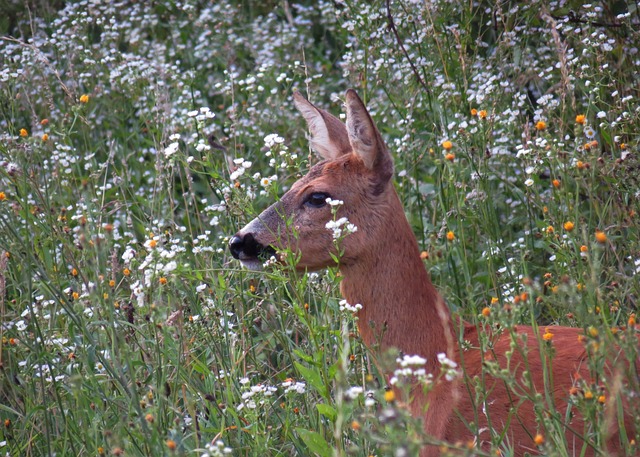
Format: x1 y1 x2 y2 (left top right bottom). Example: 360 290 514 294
535 120 547 131
40 118 49 125
123 268 131 276
442 140 453 150
584 390 594 400
71 268 78 276
534 434 545 445
546 225 554 234
445 153 455 161
0 192 6 201
552 179 560 188
42 133 49 141
584 126 596 139
478 110 488 119
588 326 599 338
563 221 575 232
420 251 429 260
470 108 478 116
481 307 491 317
145 414 154 423
79 94 90 103
166 440 177 451
576 114 586 125
524 178 534 187
437 353 459 381
384 390 396 402
19 128 28 137
159 277 167 285
72 291 80 300
580 245 588 253
628 314 636 326
595 230 607 243
576 160 587 170
351 420 361 431
598 395 606 404
446 231 455 241
109 279 116 287
542 328 553 341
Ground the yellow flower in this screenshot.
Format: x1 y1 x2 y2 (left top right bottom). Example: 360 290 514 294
563 221 575 232
159 277 167 285
42 133 49 141
542 329 553 341
446 230 455 241
19 128 28 137
123 268 131 276
535 120 547 131
442 140 453 150
575 114 586 125
470 108 478 116
384 390 396 402
79 94 90 103
478 110 488 119
595 230 607 244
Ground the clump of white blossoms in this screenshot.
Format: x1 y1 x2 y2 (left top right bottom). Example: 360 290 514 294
390 354 432 386
437 353 460 381
230 157 252 180
201 440 232 457
339 299 362 313
326 217 358 239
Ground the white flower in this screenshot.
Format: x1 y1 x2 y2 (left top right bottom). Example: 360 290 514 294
524 178 534 187
164 142 179 158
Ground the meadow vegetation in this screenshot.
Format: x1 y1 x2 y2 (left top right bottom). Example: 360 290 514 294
0 1 639 456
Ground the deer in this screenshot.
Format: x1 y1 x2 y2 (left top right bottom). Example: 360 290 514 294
228 89 639 456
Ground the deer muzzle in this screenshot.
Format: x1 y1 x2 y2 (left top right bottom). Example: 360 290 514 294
228 232 276 269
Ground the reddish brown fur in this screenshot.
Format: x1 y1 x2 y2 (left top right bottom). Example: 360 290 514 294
232 90 639 456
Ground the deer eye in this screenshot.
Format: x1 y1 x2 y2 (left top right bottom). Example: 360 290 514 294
305 192 330 208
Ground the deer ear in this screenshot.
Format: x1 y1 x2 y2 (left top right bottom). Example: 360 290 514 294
345 89 393 184
293 90 351 161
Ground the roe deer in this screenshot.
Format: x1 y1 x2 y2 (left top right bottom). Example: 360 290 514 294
229 89 639 456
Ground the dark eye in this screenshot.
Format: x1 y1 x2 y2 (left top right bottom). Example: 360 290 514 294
305 192 330 208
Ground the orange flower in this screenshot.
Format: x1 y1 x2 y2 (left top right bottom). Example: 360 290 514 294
19 128 28 137
595 230 607 243
446 231 455 241
542 329 553 341
79 94 90 103
563 221 575 232
445 153 455 161
575 114 586 125
384 390 396 402
534 434 545 445
470 108 478 116
552 179 560 188
442 140 453 150
535 120 547 131
481 307 491 317
478 110 488 119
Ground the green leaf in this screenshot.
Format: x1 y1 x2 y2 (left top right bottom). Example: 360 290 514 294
295 428 333 457
316 403 337 422
294 361 329 400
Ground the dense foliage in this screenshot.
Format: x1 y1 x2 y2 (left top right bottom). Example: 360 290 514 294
1 1 638 455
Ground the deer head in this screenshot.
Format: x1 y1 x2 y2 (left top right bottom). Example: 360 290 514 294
229 89 395 270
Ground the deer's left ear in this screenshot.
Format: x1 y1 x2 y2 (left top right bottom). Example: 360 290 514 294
345 89 393 187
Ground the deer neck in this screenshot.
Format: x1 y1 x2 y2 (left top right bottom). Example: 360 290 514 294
339 190 454 373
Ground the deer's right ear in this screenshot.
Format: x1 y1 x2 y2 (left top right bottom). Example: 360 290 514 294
293 90 351 161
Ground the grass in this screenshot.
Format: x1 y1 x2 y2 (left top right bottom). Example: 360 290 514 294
0 0 639 456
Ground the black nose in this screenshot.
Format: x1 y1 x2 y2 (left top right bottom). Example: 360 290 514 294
229 233 263 259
